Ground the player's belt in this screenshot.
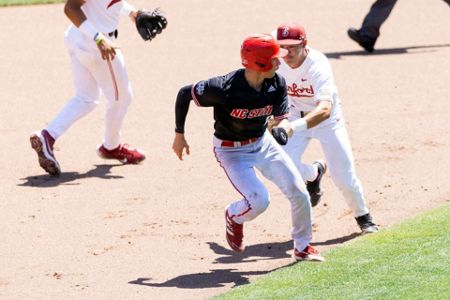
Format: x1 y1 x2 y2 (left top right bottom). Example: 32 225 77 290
107 30 118 39
221 137 259 147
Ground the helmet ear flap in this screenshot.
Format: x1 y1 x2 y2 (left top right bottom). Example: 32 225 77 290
254 60 267 70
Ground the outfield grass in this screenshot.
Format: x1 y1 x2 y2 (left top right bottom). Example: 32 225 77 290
213 203 450 300
0 0 62 6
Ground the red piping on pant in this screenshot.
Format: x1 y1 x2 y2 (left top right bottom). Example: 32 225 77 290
213 146 252 218
107 59 119 101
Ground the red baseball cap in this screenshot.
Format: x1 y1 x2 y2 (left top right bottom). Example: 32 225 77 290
275 23 307 45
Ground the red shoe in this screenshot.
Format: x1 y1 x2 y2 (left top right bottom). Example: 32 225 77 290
225 210 245 253
294 244 325 262
30 130 61 176
97 144 146 164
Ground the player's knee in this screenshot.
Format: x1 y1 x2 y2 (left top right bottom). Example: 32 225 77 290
248 191 270 215
73 95 99 110
120 90 133 106
285 183 310 208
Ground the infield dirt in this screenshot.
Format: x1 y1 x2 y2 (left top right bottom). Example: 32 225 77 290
0 0 449 299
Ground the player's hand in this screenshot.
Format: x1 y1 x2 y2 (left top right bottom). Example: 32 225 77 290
172 133 190 160
96 39 120 61
129 10 138 23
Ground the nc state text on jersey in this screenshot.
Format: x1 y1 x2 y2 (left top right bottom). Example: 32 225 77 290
230 105 273 119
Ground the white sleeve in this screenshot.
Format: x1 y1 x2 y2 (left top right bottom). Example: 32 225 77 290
312 57 334 104
121 1 136 16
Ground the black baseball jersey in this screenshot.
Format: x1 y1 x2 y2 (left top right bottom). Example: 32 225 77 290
191 69 289 141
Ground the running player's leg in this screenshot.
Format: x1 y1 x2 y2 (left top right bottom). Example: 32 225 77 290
257 134 313 252
46 51 100 140
214 145 270 223
360 0 398 40
89 48 133 150
319 125 369 217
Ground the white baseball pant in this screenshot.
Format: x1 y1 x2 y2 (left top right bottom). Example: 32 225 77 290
283 119 369 217
46 25 133 150
213 132 313 251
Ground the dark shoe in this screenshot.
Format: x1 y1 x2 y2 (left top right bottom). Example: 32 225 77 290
347 27 376 53
225 208 245 253
355 213 379 233
306 160 327 207
30 129 61 176
294 244 325 262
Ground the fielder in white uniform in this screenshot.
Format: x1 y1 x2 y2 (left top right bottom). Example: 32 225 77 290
30 0 146 176
273 23 379 233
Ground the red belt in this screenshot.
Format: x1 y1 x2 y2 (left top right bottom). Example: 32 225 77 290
221 137 259 147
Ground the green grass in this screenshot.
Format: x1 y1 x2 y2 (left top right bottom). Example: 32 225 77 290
0 0 63 6
212 203 450 300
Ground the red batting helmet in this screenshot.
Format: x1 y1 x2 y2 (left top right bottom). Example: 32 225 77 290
241 34 288 72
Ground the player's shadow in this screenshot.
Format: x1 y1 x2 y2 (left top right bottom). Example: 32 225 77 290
18 164 124 187
128 263 295 289
128 233 361 289
207 232 360 264
325 43 450 59
207 240 293 264
128 269 270 289
312 232 361 246
128 241 296 289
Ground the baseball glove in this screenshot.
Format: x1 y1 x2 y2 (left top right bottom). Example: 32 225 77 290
271 127 288 145
135 8 168 41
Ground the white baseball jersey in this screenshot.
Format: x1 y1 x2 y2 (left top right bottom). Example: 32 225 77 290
277 46 342 129
82 0 131 33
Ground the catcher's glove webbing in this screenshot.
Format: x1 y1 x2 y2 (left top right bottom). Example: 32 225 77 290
135 8 168 41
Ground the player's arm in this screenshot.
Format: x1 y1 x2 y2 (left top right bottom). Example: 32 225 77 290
64 0 86 27
269 118 294 136
307 100 332 128
271 100 330 139
291 60 334 132
64 0 119 61
293 100 332 131
172 78 224 159
172 85 193 161
121 1 139 23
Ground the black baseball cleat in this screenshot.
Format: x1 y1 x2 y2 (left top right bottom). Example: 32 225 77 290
347 28 376 53
306 160 327 207
355 213 379 234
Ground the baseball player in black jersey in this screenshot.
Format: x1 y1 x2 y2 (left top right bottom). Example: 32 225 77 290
172 34 324 262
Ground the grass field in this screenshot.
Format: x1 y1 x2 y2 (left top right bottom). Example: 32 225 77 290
0 0 62 6
213 203 450 300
